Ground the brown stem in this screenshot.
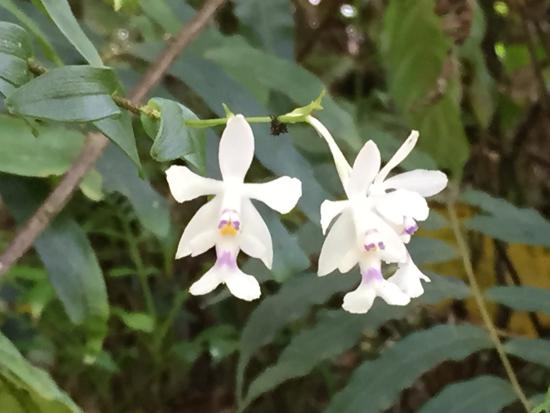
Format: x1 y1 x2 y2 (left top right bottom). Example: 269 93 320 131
0 0 226 276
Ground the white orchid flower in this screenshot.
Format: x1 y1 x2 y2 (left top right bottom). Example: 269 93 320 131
166 115 302 301
307 116 447 313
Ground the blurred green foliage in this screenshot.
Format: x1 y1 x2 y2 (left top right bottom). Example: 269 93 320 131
0 0 548 412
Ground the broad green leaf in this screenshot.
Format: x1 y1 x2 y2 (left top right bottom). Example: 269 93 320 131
460 3 495 129
236 274 355 402
97 144 170 239
325 325 492 413
419 273 470 304
6 65 120 122
408 237 457 265
418 376 516 413
142 97 204 168
505 338 550 369
462 189 550 246
112 308 155 333
0 115 84 177
0 0 61 64
380 0 469 174
0 22 32 86
0 76 14 95
0 331 81 412
203 38 361 149
241 308 404 411
234 0 293 60
531 389 550 413
95 111 141 168
138 0 180 34
0 176 109 360
485 286 550 315
79 169 103 202
38 0 103 66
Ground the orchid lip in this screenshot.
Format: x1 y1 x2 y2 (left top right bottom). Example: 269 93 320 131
216 250 237 269
361 267 383 283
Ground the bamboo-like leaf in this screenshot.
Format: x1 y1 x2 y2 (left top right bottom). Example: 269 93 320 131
505 338 550 369
485 286 550 315
38 0 103 66
6 65 120 122
418 376 516 413
325 325 492 413
236 274 355 403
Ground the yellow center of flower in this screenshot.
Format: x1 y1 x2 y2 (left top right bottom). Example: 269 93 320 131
219 222 238 237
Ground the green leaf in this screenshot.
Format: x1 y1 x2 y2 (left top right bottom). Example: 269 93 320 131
6 65 120 122
0 176 109 360
79 169 104 202
0 0 61 64
241 308 404 411
408 237 457 265
531 388 550 413
0 115 84 177
203 38 362 149
38 0 103 66
236 274 355 403
138 0 180 34
0 331 81 412
418 376 516 413
0 21 32 59
234 0 294 60
505 338 550 369
325 325 492 413
97 144 170 239
380 0 469 174
143 98 204 167
485 286 550 315
419 273 470 304
94 111 141 168
0 22 32 87
112 308 155 333
462 189 550 246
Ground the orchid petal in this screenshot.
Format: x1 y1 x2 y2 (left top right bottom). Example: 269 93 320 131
244 176 302 214
189 267 222 296
320 199 349 235
338 249 360 273
225 267 261 301
342 284 376 314
368 212 408 263
374 280 411 305
388 259 430 298
375 130 419 184
176 197 221 259
318 211 356 276
166 165 221 203
219 114 255 182
239 199 273 269
347 140 381 196
375 189 429 224
383 169 448 197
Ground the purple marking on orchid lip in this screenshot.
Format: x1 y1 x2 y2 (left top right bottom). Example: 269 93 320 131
365 243 376 251
361 267 383 283
232 221 240 230
216 250 237 269
218 220 228 229
404 225 418 235
378 241 385 250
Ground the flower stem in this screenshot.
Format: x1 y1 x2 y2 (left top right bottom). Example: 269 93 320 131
306 116 352 190
446 183 530 412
